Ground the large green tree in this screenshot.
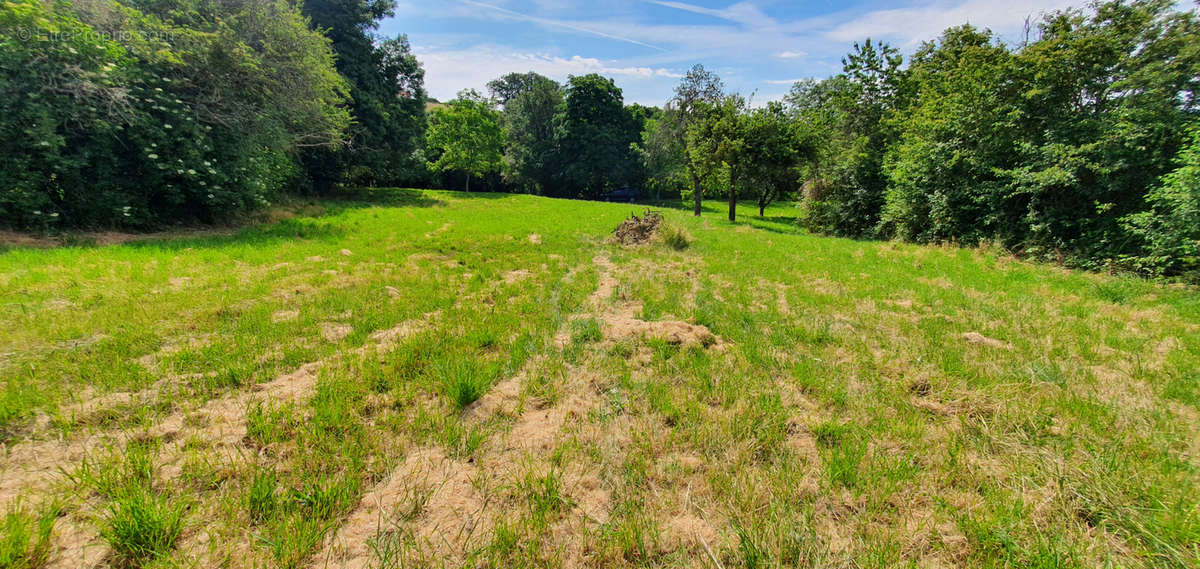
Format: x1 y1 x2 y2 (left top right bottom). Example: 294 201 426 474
488 72 557 106
668 65 726 216
881 25 1019 243
793 39 907 237
686 95 745 221
493 72 563 194
640 112 688 202
553 74 640 199
425 91 503 192
301 0 426 190
998 0 1199 262
740 102 814 218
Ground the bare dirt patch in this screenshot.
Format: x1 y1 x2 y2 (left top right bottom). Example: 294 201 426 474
919 276 954 290
776 283 791 315
605 315 719 348
961 332 1011 349
463 369 527 421
662 513 721 550
314 448 488 569
589 255 724 349
0 435 110 515
424 222 452 238
507 388 600 454
321 322 353 343
272 309 299 323
503 269 532 284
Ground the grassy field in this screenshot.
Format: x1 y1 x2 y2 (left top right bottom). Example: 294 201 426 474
0 189 1197 569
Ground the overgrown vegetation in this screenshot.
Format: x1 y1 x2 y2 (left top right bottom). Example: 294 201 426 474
0 0 350 228
0 0 424 228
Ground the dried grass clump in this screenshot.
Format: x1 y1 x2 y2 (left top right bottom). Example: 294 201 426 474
612 210 663 246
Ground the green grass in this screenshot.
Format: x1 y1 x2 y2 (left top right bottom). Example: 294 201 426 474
100 488 185 568
0 190 1197 568
0 503 58 569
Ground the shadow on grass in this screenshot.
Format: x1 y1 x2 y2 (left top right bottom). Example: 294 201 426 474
420 189 512 200
330 187 452 207
122 218 348 252
0 188 449 254
641 199 803 235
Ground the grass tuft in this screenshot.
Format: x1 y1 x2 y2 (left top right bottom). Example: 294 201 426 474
100 488 185 568
246 469 279 524
0 504 58 569
570 318 603 345
658 223 692 251
1093 277 1148 304
440 360 494 410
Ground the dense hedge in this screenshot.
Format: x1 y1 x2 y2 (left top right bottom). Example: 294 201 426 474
0 0 349 229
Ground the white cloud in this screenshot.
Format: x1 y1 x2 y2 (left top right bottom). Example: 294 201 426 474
415 46 683 103
455 0 669 51
775 50 806 59
649 1 776 28
827 0 1081 46
763 79 803 85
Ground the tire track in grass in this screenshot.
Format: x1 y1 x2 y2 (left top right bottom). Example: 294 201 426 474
0 338 218 516
312 254 729 568
39 314 439 569
311 262 606 569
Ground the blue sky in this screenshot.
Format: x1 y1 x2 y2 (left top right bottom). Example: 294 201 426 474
379 0 1087 106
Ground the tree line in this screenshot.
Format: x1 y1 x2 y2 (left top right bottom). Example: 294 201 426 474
425 0 1200 280
2 0 1197 280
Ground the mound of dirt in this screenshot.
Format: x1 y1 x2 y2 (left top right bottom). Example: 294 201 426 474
962 331 1010 349
612 210 663 246
607 316 719 348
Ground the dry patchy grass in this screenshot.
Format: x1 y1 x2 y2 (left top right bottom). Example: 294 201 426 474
0 191 1197 569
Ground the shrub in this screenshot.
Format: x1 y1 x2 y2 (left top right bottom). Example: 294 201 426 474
0 0 348 229
1123 127 1200 279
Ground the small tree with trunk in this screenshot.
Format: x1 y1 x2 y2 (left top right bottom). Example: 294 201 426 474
686 95 746 221
740 102 815 217
425 90 503 192
668 65 725 216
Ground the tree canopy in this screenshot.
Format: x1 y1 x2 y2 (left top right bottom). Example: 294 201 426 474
425 91 504 192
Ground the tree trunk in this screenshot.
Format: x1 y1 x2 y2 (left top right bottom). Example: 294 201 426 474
728 187 736 222
691 169 702 217
465 172 471 193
